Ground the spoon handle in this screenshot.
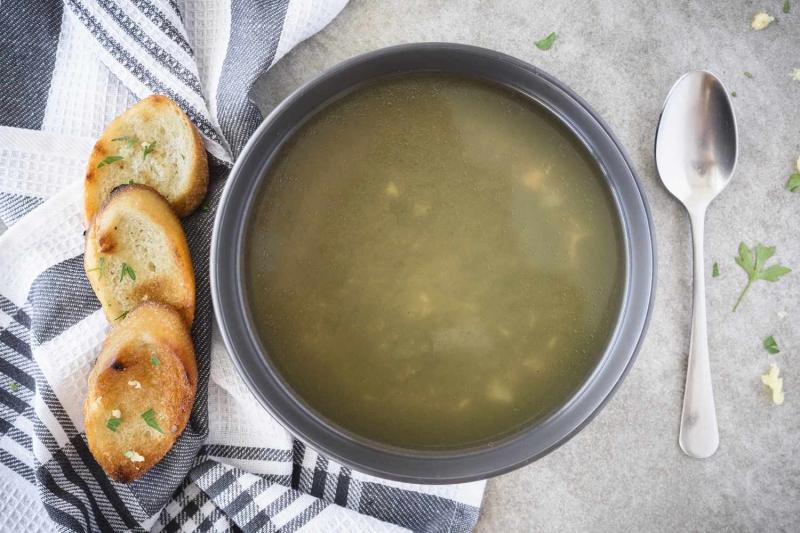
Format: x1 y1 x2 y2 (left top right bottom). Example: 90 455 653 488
679 209 719 459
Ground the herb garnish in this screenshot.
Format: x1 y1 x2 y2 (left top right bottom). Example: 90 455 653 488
733 243 792 311
86 257 105 280
201 205 210 212
125 137 139 148
787 174 800 192
731 92 737 98
180 154 185 160
113 310 129 321
744 71 754 79
107 417 123 432
128 179 135 185
111 136 130 142
535 32 556 51
712 262 719 277
10 383 18 392
764 335 780 354
143 141 156 160
784 0 790 14
141 409 164 434
119 262 136 282
151 354 160 366
97 156 124 169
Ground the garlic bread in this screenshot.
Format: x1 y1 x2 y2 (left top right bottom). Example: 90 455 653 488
84 302 196 483
84 94 208 225
84 184 195 326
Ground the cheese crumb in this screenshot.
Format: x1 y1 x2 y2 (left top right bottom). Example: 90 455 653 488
790 69 800 82
124 450 145 462
796 157 800 174
761 364 785 405
412 203 430 216
487 379 513 403
751 12 775 30
523 358 545 372
777 310 788 319
111 409 121 418
127 380 142 389
523 171 545 191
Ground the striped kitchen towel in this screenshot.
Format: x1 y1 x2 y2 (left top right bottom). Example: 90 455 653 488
0 0 485 531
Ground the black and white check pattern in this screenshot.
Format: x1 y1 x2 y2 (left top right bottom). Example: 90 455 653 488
0 0 486 531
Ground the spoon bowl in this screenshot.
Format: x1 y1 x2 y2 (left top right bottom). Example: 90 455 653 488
655 70 738 459
656 71 738 209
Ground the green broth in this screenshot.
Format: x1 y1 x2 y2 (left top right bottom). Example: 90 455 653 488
244 73 624 449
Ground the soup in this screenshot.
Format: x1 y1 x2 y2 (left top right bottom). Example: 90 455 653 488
244 73 624 449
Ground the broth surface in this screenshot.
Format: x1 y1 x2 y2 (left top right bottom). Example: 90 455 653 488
245 74 624 449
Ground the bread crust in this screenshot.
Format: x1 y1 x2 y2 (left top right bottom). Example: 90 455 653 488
84 302 196 483
84 94 209 226
84 184 196 326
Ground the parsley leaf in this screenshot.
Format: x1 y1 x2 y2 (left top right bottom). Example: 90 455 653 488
119 262 136 282
180 154 185 160
10 382 18 392
128 179 135 185
97 156 124 169
141 409 164 434
201 205 210 212
733 243 792 311
744 71 754 79
784 0 790 14
151 354 160 366
787 174 800 192
143 141 156 160
731 92 737 98
107 417 123 432
86 256 105 280
111 136 130 142
764 335 780 354
113 310 129 321
125 137 139 148
535 32 556 51
712 262 720 277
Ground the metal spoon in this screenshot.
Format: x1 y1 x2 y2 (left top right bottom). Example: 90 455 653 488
655 71 738 459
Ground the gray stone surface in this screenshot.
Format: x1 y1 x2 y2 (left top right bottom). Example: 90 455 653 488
250 1 800 531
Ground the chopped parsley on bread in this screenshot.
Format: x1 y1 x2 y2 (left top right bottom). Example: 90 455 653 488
84 94 208 225
84 184 196 326
84 302 196 483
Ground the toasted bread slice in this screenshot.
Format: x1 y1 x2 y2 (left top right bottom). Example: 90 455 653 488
85 185 195 326
84 302 196 483
84 94 208 225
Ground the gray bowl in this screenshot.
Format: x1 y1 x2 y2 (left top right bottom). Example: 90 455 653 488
211 43 656 484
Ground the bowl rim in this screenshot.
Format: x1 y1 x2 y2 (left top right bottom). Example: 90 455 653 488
211 42 657 484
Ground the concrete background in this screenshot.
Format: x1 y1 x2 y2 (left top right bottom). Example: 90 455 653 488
250 1 800 531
